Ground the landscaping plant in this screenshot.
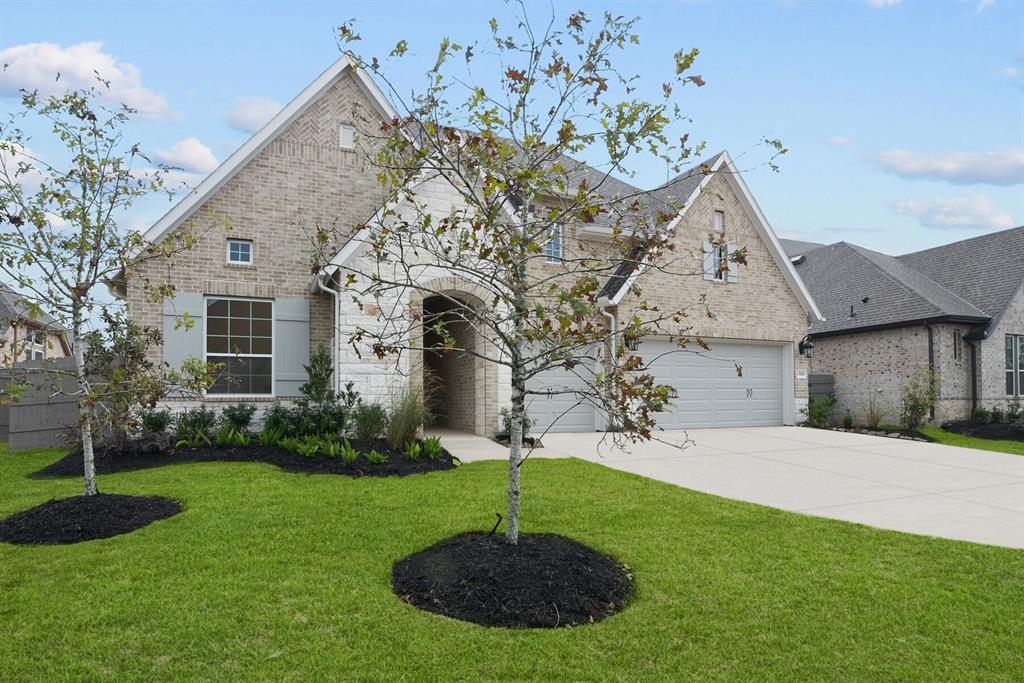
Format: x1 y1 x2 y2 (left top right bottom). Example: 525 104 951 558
176 407 218 442
387 381 432 449
258 425 285 447
500 407 534 439
422 435 444 461
403 441 422 461
842 411 854 429
365 449 389 465
339 439 359 464
899 367 938 430
326 8 774 543
859 391 890 430
214 424 250 449
353 402 388 443
221 403 257 432
140 408 172 436
805 394 838 429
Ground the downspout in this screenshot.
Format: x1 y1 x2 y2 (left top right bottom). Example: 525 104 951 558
926 323 935 421
968 337 978 414
316 271 341 394
598 296 616 432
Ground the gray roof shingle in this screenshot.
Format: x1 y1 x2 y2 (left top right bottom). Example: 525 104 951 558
779 238 827 258
0 284 62 330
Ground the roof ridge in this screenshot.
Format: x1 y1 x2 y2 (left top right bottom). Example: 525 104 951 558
899 224 1024 258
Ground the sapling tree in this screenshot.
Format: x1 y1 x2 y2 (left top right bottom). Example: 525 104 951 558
0 85 211 496
317 6 781 544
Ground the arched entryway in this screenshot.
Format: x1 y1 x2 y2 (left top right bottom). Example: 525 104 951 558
422 293 483 433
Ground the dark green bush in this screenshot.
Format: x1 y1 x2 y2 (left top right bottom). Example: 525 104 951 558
500 407 534 438
899 368 937 430
842 411 854 429
176 406 218 440
972 406 990 422
353 403 388 443
990 405 1005 423
140 408 172 435
805 394 837 429
221 403 256 432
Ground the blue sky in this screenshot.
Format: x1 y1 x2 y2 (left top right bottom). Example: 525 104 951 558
2 0 1022 255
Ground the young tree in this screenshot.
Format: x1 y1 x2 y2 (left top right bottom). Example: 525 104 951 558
318 6 781 544
0 85 210 496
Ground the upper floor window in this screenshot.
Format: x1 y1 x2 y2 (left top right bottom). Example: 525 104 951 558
339 124 356 150
952 329 962 361
206 297 273 395
545 224 562 263
713 210 725 235
227 239 253 265
24 330 45 361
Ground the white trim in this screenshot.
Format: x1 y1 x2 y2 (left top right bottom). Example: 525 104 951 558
782 342 795 425
143 54 396 246
203 294 275 398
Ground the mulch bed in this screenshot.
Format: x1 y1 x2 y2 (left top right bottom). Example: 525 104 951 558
31 442 457 480
392 532 632 628
0 494 181 545
942 420 1024 442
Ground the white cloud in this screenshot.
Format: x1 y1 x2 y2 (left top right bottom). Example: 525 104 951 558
866 0 900 7
873 148 1024 185
893 194 1015 230
152 137 218 174
828 135 854 147
1003 66 1021 78
0 42 175 119
974 0 995 12
226 96 283 133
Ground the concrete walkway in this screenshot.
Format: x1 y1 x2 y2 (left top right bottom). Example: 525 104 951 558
437 426 1024 549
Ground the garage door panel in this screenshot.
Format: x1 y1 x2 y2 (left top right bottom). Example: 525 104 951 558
642 340 784 429
527 351 599 434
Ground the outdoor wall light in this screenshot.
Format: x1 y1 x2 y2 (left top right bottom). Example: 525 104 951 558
798 336 815 359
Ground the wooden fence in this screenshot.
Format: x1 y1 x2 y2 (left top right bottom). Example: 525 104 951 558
809 374 835 402
0 358 80 452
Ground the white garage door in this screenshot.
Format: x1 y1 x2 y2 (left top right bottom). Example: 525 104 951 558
641 340 784 429
526 358 598 434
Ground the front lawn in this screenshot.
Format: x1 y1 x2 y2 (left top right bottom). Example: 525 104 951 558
1 446 1022 681
920 425 1024 457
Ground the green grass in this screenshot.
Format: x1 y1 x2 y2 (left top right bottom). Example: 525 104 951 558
1 447 1022 681
920 425 1024 456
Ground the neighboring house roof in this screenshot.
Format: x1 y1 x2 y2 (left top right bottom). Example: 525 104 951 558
779 238 827 258
143 53 397 246
792 227 1024 337
898 225 1024 336
0 284 62 331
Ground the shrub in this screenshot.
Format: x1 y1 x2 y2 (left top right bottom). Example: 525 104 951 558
299 344 336 405
1011 400 1024 425
339 439 359 464
500 407 535 438
899 368 938 431
175 431 212 449
215 424 250 448
258 425 285 447
176 406 217 441
842 411 854 429
859 391 890 430
221 403 256 432
422 435 444 460
365 449 389 464
140 408 172 435
281 435 323 458
972 406 990 422
387 382 432 449
403 440 422 461
990 405 1005 423
321 439 344 459
353 403 388 443
805 394 837 429
263 401 348 439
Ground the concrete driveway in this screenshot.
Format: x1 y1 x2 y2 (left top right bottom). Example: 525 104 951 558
444 426 1024 549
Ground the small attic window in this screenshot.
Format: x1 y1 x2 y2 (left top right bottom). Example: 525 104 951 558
339 124 356 150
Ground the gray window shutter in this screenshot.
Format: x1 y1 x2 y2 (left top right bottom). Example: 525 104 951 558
274 298 310 398
162 292 205 376
727 242 739 283
702 240 715 281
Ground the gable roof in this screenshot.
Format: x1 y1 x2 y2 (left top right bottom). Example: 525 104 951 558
0 284 62 330
596 151 823 321
794 240 995 337
898 225 1024 335
779 238 827 258
143 53 396 246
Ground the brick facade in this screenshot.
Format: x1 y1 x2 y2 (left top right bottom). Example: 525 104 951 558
978 285 1024 412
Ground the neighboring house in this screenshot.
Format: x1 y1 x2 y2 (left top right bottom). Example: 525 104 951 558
0 284 71 367
783 226 1024 423
123 55 821 435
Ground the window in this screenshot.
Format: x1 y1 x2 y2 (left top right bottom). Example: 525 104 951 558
714 210 725 235
339 123 356 150
206 298 273 395
24 330 45 361
544 224 562 263
1008 335 1024 397
227 239 252 265
710 210 726 281
952 329 962 362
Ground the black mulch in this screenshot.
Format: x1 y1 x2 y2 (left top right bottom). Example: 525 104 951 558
0 494 181 545
942 420 1024 442
392 532 632 629
29 442 457 479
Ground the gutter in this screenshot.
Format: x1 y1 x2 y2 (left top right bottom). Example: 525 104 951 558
315 273 342 394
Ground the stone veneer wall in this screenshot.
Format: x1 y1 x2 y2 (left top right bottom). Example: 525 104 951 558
978 284 1024 412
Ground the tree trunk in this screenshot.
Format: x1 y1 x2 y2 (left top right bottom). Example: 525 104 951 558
72 310 97 496
506 369 525 545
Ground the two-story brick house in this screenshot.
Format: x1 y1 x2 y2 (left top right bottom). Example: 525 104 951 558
125 55 821 436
